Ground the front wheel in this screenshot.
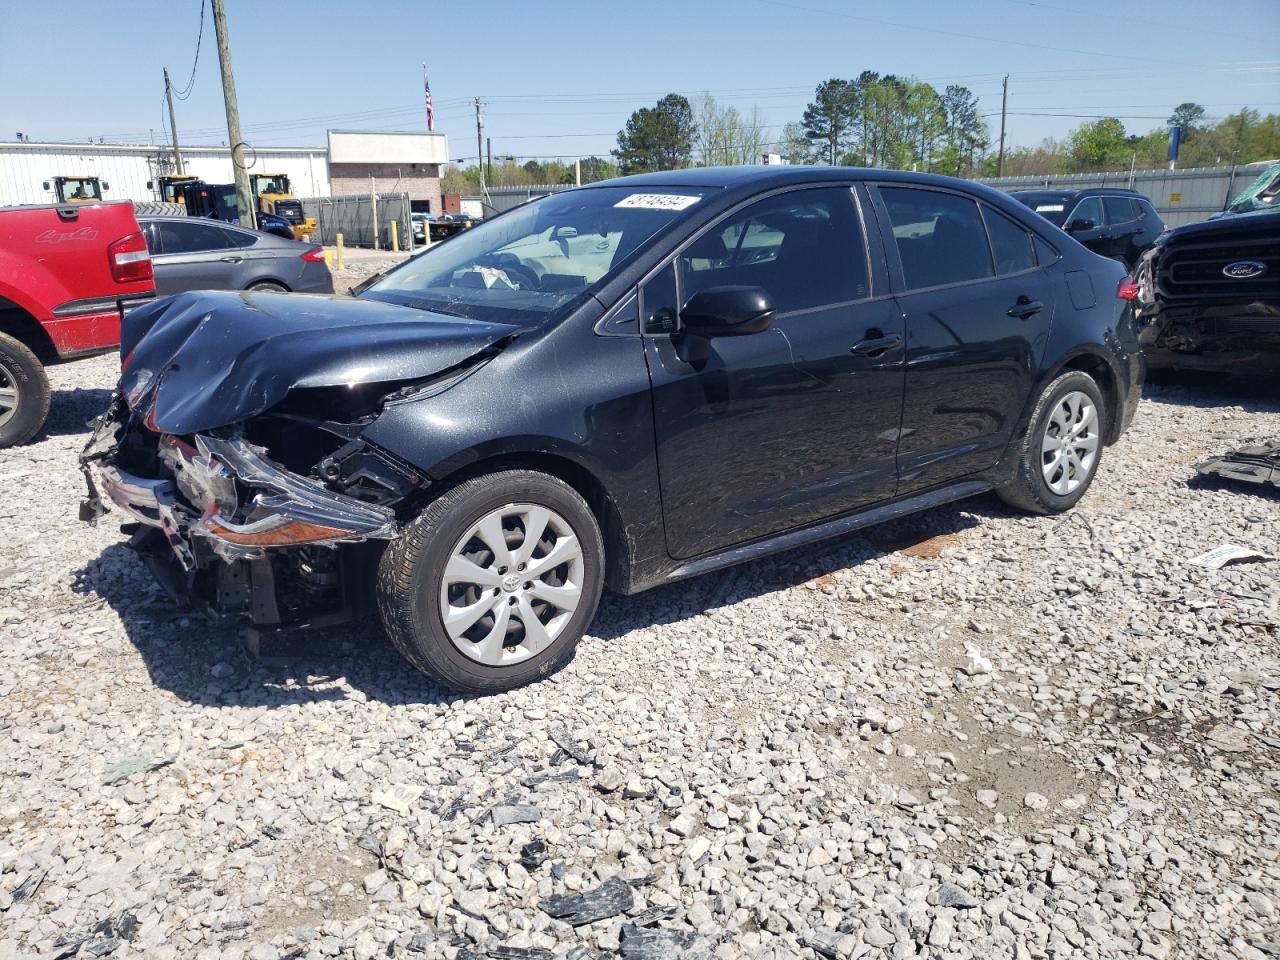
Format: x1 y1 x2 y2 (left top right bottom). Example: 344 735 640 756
0 332 51 448
998 370 1106 515
377 469 605 693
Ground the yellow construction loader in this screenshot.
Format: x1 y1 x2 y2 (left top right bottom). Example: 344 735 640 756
250 173 317 240
43 176 108 203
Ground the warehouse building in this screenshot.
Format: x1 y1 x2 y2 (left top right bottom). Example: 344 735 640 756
0 130 449 210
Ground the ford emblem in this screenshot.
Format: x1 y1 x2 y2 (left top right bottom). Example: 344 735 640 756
1222 260 1267 279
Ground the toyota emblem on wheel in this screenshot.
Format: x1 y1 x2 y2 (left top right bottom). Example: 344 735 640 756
1222 259 1267 279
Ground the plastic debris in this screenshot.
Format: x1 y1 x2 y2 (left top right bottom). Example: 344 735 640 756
618 925 703 958
538 875 634 926
549 723 592 765
519 839 548 870
1188 544 1274 570
491 804 542 827
371 783 425 814
101 755 175 786
960 643 994 676
1196 444 1280 489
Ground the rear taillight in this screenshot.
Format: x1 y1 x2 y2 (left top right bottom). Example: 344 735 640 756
109 232 153 284
1117 278 1139 301
301 246 326 264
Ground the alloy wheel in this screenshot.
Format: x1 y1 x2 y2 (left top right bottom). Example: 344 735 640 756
438 503 585 666
0 359 20 429
1041 390 1099 496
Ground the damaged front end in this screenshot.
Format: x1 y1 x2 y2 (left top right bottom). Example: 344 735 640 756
80 396 417 630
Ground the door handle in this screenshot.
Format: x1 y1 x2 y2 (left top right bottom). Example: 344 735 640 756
1007 296 1043 320
850 332 902 357
220 256 243 263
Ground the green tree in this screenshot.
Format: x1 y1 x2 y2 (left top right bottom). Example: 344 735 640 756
578 156 618 184
802 79 855 165
1068 118 1128 169
938 84 989 176
1168 102 1206 132
614 94 697 174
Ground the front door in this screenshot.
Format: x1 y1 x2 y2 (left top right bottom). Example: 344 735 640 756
643 185 905 560
872 185 1054 491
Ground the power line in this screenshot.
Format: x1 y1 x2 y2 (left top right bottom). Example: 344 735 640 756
173 0 206 101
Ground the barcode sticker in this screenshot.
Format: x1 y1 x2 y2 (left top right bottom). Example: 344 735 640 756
614 194 701 211
1035 204 1065 212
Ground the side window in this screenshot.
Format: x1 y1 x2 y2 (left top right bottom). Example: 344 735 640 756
1103 197 1137 225
157 220 235 255
879 186 994 290
1068 196 1104 229
983 207 1035 276
641 262 679 335
1033 235 1059 266
222 228 258 249
678 187 868 315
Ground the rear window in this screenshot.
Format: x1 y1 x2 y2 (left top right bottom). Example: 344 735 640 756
983 207 1035 276
1013 192 1072 227
1103 197 1139 225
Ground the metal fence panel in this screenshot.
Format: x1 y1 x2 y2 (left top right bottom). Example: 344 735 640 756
980 161 1276 227
300 192 412 248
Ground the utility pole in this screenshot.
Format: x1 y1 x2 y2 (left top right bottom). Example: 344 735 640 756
211 0 255 229
474 98 485 193
997 74 1008 177
486 137 492 183
163 67 185 175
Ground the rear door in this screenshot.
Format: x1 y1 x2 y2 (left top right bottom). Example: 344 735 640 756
872 184 1053 492
1102 196 1143 268
151 220 249 295
1064 195 1112 259
643 184 905 559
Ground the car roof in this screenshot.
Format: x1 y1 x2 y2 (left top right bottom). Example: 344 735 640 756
1011 187 1148 200
590 165 1002 193
137 216 297 242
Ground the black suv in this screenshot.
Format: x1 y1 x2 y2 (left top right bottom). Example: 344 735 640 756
81 168 1144 693
1134 209 1280 375
1010 188 1165 272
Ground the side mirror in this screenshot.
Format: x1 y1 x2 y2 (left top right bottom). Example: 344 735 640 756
681 285 776 338
102 182 110 191
146 180 154 190
42 181 50 191
1067 218 1095 233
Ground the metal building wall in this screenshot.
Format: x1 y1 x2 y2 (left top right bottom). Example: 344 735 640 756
0 141 330 206
981 160 1276 227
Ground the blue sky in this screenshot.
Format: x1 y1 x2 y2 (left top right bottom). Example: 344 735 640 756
2 0 1276 162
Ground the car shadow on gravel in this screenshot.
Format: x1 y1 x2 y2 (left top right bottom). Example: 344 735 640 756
37 386 113 439
1144 375 1280 416
73 544 465 710
586 495 998 643
75 496 1001 704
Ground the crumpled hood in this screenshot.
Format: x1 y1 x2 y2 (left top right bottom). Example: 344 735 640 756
120 290 517 435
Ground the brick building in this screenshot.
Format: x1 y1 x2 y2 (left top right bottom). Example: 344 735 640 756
326 130 451 215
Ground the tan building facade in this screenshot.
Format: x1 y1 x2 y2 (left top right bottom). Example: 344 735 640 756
326 130 450 214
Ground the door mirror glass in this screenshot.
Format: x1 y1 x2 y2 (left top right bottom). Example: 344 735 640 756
1067 218 1095 233
681 285 776 337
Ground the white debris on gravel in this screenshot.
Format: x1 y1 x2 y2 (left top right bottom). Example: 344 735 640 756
1 355 1279 960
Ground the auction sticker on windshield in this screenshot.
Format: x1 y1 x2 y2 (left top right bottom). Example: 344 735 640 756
1035 204 1065 213
614 194 702 211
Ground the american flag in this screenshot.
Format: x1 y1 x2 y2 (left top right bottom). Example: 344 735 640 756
423 65 434 132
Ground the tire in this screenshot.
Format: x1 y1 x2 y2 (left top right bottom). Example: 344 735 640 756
247 281 288 293
0 332 51 449
377 469 605 693
998 370 1106 515
132 201 186 217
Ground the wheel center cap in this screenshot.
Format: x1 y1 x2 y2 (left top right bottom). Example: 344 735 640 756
502 574 521 593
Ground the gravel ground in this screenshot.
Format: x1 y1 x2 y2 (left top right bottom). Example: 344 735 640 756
2 355 1278 960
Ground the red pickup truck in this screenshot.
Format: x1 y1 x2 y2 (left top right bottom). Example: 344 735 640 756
0 201 155 446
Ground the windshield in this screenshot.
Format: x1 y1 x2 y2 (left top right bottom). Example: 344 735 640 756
362 186 709 324
255 175 290 195
1011 191 1072 227
61 178 102 201
1227 162 1280 214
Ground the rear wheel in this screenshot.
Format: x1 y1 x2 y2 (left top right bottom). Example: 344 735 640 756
248 281 288 293
0 332 50 448
998 370 1106 515
377 469 604 693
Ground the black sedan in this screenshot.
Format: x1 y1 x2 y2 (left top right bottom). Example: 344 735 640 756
138 216 334 296
1010 188 1165 272
84 167 1143 693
